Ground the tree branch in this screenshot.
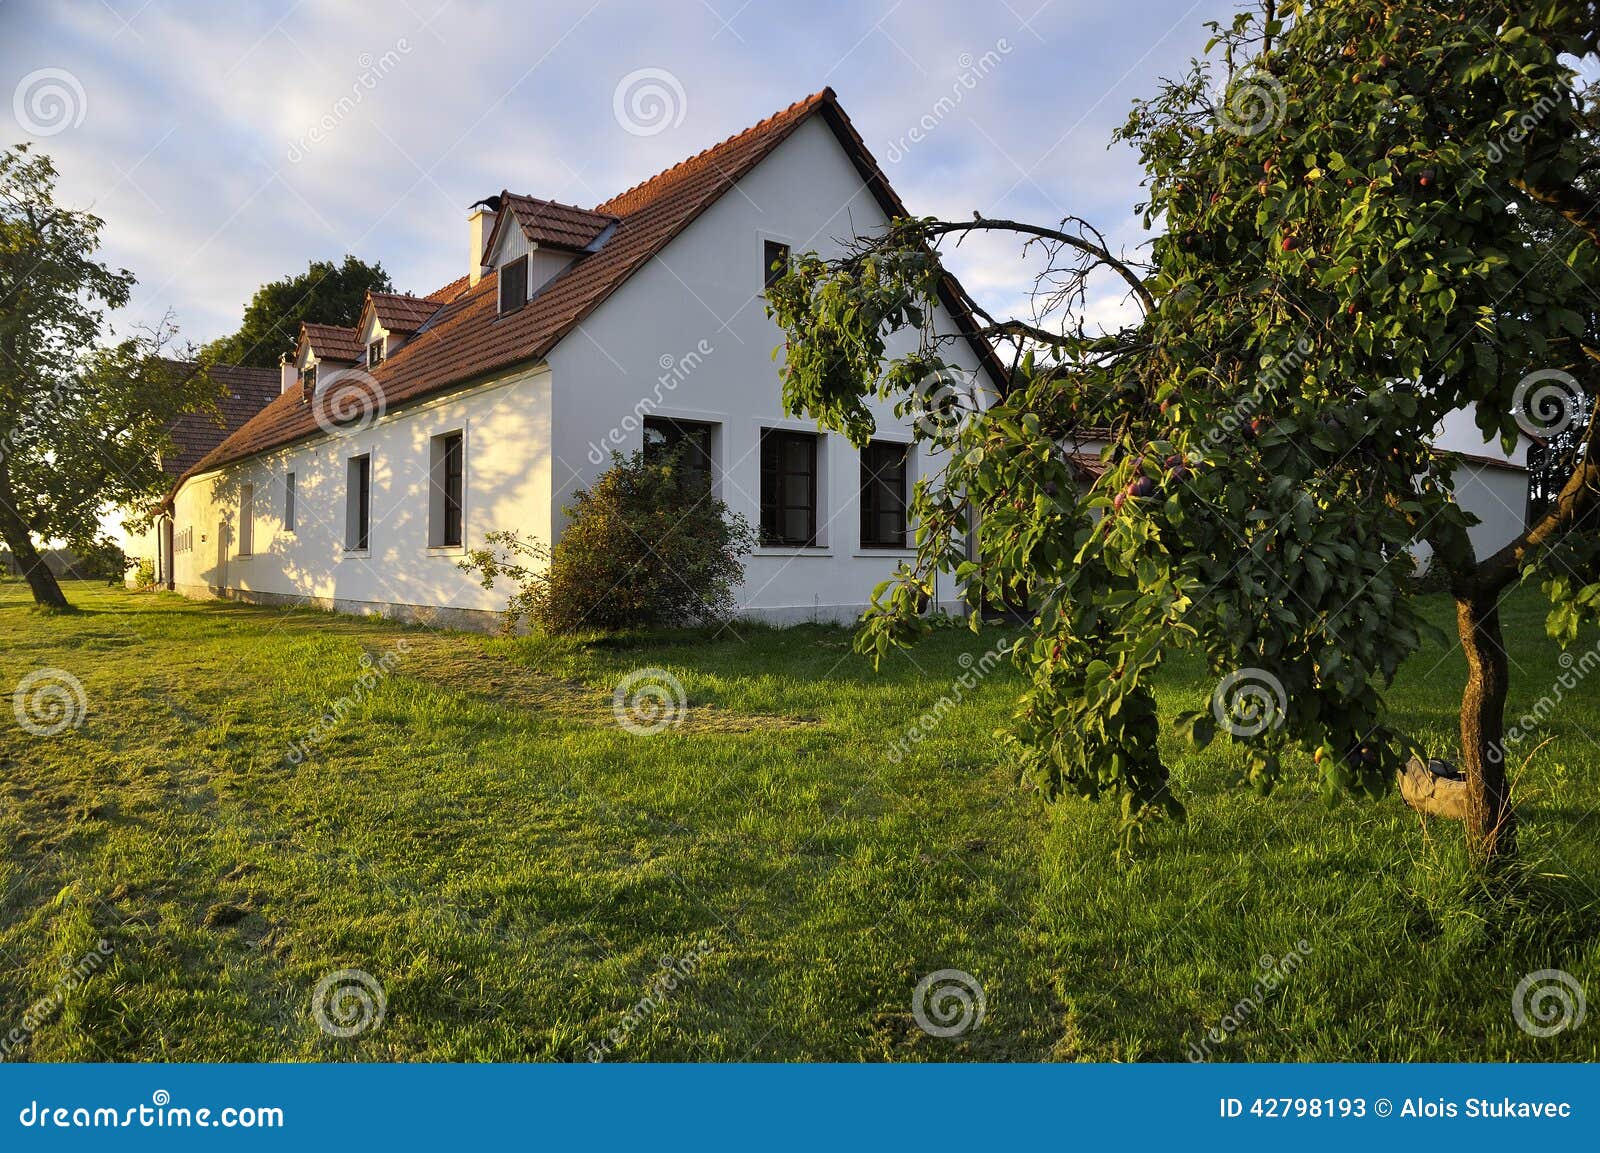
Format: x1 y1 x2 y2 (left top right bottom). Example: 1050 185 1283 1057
908 217 1156 315
1513 176 1600 252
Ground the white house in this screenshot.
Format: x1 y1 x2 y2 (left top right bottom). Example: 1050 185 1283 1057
156 89 1001 628
149 88 1529 629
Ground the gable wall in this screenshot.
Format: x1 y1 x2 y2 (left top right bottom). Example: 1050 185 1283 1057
546 115 988 622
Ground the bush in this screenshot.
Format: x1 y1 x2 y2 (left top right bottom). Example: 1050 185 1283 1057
462 446 754 634
133 558 156 589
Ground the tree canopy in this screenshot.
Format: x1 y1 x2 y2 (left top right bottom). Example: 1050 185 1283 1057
767 0 1599 866
0 144 221 609
204 254 390 368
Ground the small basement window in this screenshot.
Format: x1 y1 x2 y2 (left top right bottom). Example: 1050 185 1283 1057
499 255 528 314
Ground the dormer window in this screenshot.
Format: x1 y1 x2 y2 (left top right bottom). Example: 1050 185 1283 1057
498 255 528 314
299 366 316 395
367 338 385 367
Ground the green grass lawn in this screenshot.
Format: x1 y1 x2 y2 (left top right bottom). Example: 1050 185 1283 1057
1 578 1597 1061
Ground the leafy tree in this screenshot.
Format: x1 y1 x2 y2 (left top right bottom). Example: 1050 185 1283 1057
461 445 755 634
767 0 1599 868
0 144 221 610
204 255 390 367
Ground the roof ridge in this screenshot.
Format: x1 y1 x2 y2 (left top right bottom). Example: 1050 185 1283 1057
596 87 833 215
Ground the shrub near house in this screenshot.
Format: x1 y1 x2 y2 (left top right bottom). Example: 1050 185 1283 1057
462 445 754 634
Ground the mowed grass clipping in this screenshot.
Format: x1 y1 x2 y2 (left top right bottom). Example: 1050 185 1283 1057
0 578 1596 1061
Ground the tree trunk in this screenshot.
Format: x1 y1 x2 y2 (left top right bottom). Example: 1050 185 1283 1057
1455 595 1516 868
0 495 68 609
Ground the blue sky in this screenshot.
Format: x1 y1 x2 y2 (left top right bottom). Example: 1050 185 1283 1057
1 0 1223 348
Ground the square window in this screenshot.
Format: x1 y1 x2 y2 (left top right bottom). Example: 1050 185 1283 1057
368 338 385 367
643 417 716 494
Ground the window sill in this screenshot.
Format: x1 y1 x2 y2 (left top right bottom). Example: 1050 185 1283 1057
753 546 832 558
427 544 466 557
854 549 915 558
341 549 371 560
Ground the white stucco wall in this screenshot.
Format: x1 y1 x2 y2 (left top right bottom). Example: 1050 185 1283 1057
168 364 552 621
545 115 990 623
1413 404 1531 568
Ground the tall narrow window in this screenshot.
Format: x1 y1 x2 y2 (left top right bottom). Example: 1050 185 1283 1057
429 431 465 547
367 338 385 367
238 483 254 556
284 472 296 532
643 417 715 494
759 429 818 546
499 255 528 314
860 441 909 549
763 239 791 289
346 455 371 551
300 366 316 394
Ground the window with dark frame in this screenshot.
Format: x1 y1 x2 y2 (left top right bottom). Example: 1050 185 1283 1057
284 472 296 532
432 431 465 548
238 483 254 556
860 441 909 549
367 338 385 367
347 455 371 551
498 255 528 313
643 417 715 494
300 366 316 393
759 428 818 546
763 240 791 289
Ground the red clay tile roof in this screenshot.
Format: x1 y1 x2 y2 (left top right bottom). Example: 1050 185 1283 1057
300 322 363 362
159 361 280 477
172 89 1003 498
368 292 443 335
499 194 617 252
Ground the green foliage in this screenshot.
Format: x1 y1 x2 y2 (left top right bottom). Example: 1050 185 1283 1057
0 144 222 605
133 557 156 589
462 446 755 634
203 255 391 368
767 1 1599 845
